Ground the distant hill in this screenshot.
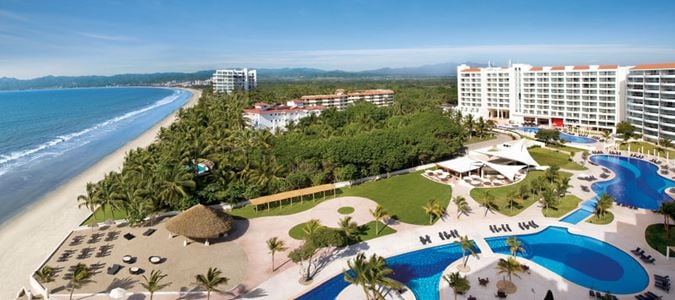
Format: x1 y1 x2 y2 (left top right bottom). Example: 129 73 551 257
0 62 485 90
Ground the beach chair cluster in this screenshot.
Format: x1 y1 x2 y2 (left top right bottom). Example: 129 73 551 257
419 229 461 245
630 247 656 264
635 290 665 300
589 290 618 300
489 224 512 233
517 220 539 231
617 202 640 210
629 153 645 159
653 274 670 293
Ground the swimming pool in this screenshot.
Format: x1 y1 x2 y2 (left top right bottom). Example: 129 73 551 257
486 226 648 294
296 242 481 299
515 127 596 144
560 199 597 224
590 155 675 210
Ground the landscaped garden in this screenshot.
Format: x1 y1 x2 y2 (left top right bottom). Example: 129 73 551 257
338 206 355 214
528 147 586 170
586 211 614 225
542 195 581 218
617 141 675 157
288 220 395 241
82 205 128 225
645 224 675 257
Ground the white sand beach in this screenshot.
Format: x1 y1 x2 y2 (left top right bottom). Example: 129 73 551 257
0 88 201 299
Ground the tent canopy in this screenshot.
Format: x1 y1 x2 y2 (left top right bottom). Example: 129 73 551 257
483 161 526 181
437 156 484 174
165 204 232 239
474 139 540 167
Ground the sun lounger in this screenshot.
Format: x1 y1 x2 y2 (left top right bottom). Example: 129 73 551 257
443 231 453 239
590 290 596 297
518 223 524 230
438 232 446 240
631 247 642 254
489 225 495 233
143 228 156 236
495 290 507 298
419 235 432 245
468 296 477 300
107 264 122 275
453 229 459 237
123 233 135 240
646 291 663 300
505 224 512 232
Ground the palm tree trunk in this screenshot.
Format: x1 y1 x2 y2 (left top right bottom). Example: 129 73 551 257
375 221 380 236
272 251 275 271
150 292 154 300
69 287 74 300
207 290 211 300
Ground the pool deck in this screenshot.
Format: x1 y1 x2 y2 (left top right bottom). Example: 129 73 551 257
246 151 675 300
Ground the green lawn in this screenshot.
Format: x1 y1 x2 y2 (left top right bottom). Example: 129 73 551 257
82 205 128 225
339 171 452 225
470 171 572 216
529 147 587 170
288 220 395 241
645 224 675 257
586 212 614 225
467 135 497 144
543 195 581 218
547 143 587 154
338 206 355 215
229 194 334 219
618 141 675 157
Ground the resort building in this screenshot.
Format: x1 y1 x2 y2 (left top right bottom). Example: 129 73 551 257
243 100 325 131
298 89 395 110
457 64 630 132
625 63 675 141
212 68 257 93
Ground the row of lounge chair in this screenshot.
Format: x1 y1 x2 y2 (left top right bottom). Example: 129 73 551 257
617 203 640 210
649 158 663 164
608 151 622 155
635 291 664 300
591 150 605 154
630 153 645 159
630 247 656 264
518 220 539 230
589 290 618 300
489 224 511 233
654 274 670 292
438 229 460 241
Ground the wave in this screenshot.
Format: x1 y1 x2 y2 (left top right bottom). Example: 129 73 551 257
0 90 184 170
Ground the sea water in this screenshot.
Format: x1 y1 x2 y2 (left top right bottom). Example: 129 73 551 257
0 87 191 224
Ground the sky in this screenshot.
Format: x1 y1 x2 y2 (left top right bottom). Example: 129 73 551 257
2 0 675 79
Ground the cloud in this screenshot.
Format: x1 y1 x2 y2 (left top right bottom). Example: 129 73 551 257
77 32 137 42
0 9 31 22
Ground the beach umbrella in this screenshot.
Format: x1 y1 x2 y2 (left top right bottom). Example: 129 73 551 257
109 287 127 299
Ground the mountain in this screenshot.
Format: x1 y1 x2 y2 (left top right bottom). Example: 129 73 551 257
0 62 485 90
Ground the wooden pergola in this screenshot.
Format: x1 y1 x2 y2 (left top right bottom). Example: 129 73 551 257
250 184 336 211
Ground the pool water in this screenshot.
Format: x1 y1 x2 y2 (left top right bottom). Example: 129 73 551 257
560 199 597 224
516 127 596 144
486 226 648 294
590 155 675 210
297 242 481 300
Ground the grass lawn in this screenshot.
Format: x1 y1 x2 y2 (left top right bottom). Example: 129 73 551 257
288 220 395 241
529 147 587 170
645 224 675 257
586 212 614 225
467 135 497 144
338 206 355 214
470 171 572 217
543 195 581 218
340 171 452 225
547 143 587 154
618 141 675 157
82 205 128 225
229 194 333 219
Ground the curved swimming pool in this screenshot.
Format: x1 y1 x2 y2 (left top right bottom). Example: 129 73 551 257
590 155 675 210
296 242 481 300
516 127 596 144
486 226 648 294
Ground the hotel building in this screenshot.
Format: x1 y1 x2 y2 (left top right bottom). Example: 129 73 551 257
626 63 675 141
243 100 325 131
458 64 629 132
212 68 257 93
299 89 395 110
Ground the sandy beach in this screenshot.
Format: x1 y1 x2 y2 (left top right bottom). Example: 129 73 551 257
0 88 201 299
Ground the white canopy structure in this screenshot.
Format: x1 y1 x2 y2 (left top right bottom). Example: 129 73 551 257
474 139 540 167
483 161 526 181
437 156 484 178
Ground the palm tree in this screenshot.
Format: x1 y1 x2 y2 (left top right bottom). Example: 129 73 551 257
443 272 471 300
658 202 675 239
544 165 560 183
367 253 403 299
595 193 614 217
338 216 360 242
422 199 439 224
35 265 55 284
344 252 402 300
68 263 91 300
266 237 288 271
506 237 525 259
539 186 559 214
141 270 169 300
344 252 371 299
556 176 571 197
458 235 477 271
453 196 471 219
496 257 524 283
480 192 498 216
195 267 229 300
370 205 389 235
464 114 475 138
506 191 519 213
302 219 322 238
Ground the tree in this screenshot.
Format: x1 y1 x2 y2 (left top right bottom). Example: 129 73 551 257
370 205 389 235
68 263 91 300
603 130 612 141
458 235 477 270
535 129 560 144
480 192 498 216
338 216 360 243
658 202 675 239
464 114 475 138
422 199 446 224
443 272 471 300
539 185 559 214
556 176 571 197
496 257 524 283
506 237 525 259
506 191 520 213
660 138 673 153
595 193 614 217
141 270 169 300
344 252 371 299
544 165 560 183
345 252 402 300
453 196 471 219
35 265 55 284
266 237 288 271
302 219 322 237
195 267 228 300
616 121 635 143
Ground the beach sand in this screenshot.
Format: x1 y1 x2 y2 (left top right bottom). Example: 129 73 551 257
0 88 201 299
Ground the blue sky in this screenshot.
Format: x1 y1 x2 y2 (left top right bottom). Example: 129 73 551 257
2 0 675 78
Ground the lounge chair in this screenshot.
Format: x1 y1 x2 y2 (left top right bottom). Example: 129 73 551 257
438 232 446 240
518 223 524 230
468 296 477 300
107 264 122 275
495 290 507 298
505 224 512 232
646 291 662 300
631 247 642 254
453 229 459 237
123 233 135 240
419 235 432 245
589 290 595 297
443 231 453 239
489 225 495 233
143 228 156 236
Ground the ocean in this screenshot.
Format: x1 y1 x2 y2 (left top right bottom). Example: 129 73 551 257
0 87 191 224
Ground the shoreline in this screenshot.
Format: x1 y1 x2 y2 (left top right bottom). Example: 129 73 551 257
0 87 201 298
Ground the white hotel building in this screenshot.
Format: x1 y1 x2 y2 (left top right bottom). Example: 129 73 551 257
212 68 257 93
300 89 395 110
243 101 325 131
626 63 675 141
458 64 629 133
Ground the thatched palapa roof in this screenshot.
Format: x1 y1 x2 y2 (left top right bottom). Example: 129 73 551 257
165 204 232 239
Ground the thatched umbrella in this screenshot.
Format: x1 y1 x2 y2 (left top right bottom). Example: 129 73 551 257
165 204 232 245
